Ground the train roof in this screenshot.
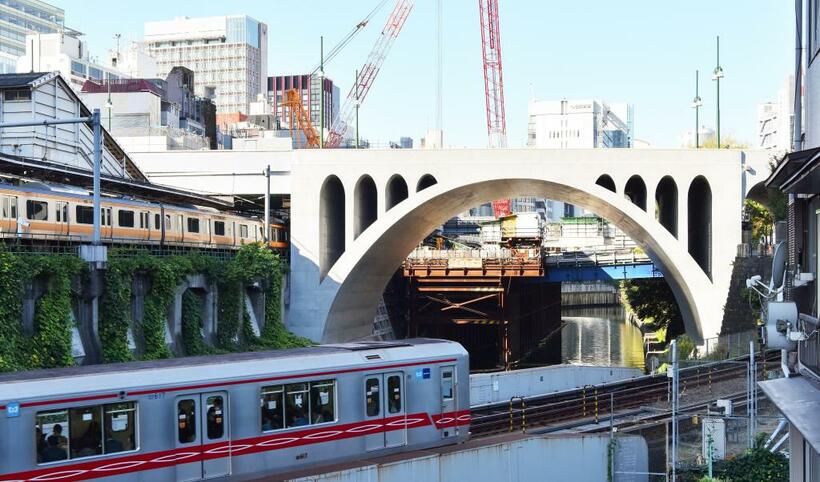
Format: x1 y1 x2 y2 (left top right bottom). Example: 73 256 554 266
0 182 249 218
0 339 466 404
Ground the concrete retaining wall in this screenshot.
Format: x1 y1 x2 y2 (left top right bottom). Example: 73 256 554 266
470 364 643 407
287 434 648 482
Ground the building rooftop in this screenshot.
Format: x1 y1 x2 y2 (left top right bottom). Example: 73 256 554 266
0 72 50 89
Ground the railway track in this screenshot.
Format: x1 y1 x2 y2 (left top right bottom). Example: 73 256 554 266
470 350 779 437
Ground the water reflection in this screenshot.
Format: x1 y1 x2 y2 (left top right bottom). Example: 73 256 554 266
561 305 645 369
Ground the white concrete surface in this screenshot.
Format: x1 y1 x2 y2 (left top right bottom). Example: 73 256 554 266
286 148 770 343
126 147 771 345
285 434 648 482
470 365 643 407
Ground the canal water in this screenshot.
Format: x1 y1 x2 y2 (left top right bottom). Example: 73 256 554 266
560 305 645 369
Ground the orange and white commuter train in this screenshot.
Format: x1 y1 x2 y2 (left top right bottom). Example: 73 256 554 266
0 182 287 250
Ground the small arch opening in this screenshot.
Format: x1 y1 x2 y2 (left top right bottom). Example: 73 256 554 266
354 175 377 239
386 175 409 210
624 175 647 211
655 176 678 238
688 175 712 279
319 175 345 279
417 174 438 192
595 174 616 193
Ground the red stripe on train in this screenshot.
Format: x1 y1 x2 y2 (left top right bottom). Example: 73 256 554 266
1 412 470 481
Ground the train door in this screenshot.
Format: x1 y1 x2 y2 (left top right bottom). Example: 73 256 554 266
139 211 151 241
55 201 68 236
174 392 230 481
363 372 406 451
440 366 457 438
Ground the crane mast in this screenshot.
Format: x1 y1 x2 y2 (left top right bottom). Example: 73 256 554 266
479 0 507 148
326 0 415 148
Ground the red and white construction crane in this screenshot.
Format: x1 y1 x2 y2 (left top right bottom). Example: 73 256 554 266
479 0 510 217
326 0 415 148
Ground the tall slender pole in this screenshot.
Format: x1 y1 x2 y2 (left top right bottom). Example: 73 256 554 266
354 69 360 149
670 339 678 480
693 70 702 148
92 109 101 246
713 36 723 149
319 36 324 149
264 165 271 243
794 0 803 151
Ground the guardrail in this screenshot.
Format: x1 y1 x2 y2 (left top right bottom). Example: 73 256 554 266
544 249 650 267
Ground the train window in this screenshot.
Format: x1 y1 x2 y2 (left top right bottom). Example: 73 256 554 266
205 396 224 439
214 220 225 236
187 217 200 233
36 402 138 464
118 210 134 228
2 196 17 218
261 385 285 431
103 208 112 227
36 410 69 463
26 200 48 221
102 403 136 454
310 380 336 424
139 212 146 229
387 375 402 414
154 214 160 230
441 370 454 401
177 399 197 444
285 383 310 428
75 206 93 224
165 215 172 231
239 224 249 238
366 378 380 417
69 406 103 458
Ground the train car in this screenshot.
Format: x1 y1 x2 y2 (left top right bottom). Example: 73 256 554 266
0 182 287 251
0 339 470 481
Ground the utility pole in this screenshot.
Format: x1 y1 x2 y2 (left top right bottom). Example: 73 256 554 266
669 339 679 480
319 36 324 149
692 70 702 148
712 36 724 148
264 165 271 243
354 69 360 149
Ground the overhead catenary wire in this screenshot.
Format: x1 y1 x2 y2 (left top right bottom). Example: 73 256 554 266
308 0 392 76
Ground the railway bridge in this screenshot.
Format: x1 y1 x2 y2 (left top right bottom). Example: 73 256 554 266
284 148 772 343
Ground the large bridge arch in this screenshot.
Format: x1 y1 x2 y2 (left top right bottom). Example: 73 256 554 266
322 177 715 344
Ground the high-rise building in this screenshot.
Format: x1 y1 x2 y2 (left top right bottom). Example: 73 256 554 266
17 33 129 91
0 0 72 74
527 99 632 148
268 74 339 133
758 75 795 152
527 98 633 220
144 15 268 117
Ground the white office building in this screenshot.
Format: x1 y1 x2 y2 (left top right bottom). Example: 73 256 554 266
526 98 633 220
527 99 632 149
144 15 267 116
758 75 795 152
0 0 71 74
17 33 131 91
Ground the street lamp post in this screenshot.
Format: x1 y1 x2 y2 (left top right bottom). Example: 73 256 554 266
712 36 724 149
105 81 113 132
692 70 703 148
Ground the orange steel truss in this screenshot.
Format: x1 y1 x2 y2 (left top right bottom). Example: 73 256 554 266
282 88 320 148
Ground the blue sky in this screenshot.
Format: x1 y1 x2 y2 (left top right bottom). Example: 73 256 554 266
52 1 794 148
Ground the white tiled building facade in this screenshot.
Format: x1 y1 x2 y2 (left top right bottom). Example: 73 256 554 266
144 15 267 115
0 0 68 74
758 75 795 152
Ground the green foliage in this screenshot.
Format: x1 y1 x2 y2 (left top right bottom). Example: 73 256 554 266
676 334 697 360
181 290 210 356
744 200 774 245
99 258 135 363
0 251 84 372
713 447 788 482
620 279 684 339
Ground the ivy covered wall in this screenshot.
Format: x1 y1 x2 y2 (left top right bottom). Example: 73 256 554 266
0 243 309 373
0 250 85 371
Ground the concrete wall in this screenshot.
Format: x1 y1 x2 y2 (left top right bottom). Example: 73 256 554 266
470 364 643 407
286 148 772 343
286 434 648 482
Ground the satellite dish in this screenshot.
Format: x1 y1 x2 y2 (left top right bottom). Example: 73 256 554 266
770 241 787 291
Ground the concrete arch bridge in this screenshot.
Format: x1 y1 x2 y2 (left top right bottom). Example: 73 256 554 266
286 148 772 344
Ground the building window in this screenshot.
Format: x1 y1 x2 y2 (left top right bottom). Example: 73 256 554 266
70 61 86 77
4 89 31 101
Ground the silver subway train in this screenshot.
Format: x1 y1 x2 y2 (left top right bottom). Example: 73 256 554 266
0 339 470 481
